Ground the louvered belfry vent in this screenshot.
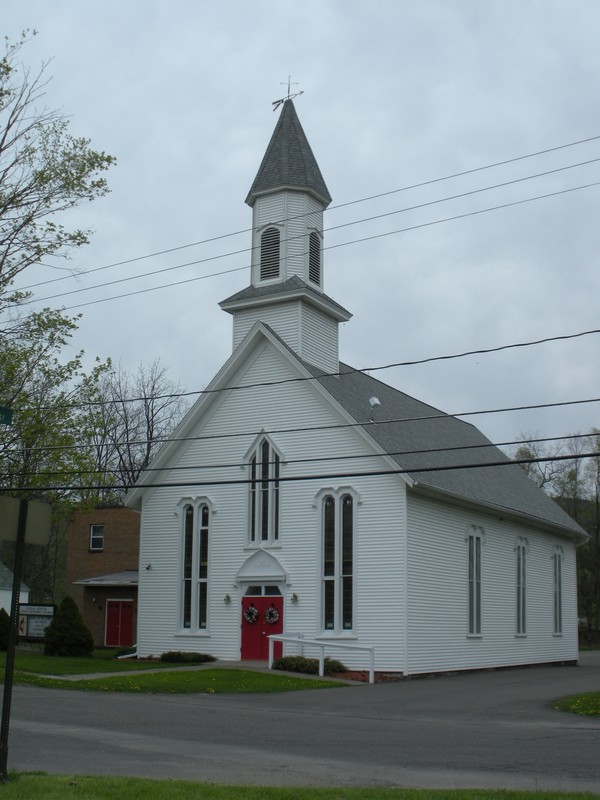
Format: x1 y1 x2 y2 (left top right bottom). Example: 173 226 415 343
309 231 321 284
260 227 280 280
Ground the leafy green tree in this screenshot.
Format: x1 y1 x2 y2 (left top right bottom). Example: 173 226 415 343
0 307 111 600
0 31 115 318
44 595 93 656
513 431 600 641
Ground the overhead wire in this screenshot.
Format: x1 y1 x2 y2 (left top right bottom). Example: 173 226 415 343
4 394 600 456
29 178 599 312
20 158 600 308
2 449 599 495
10 431 598 480
17 131 600 292
19 324 600 412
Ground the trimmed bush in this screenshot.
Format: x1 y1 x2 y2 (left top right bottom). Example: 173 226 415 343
44 596 94 657
160 651 216 664
272 655 348 675
0 608 10 650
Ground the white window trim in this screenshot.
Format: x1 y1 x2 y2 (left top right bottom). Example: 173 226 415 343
246 435 283 546
89 524 104 552
553 545 564 636
177 497 213 635
466 525 484 637
318 488 357 636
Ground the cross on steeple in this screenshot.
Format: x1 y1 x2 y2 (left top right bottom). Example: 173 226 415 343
272 76 304 110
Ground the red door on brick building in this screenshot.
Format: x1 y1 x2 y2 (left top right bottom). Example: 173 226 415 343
105 600 134 647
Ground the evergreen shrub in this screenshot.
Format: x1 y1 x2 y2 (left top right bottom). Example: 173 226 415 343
44 596 94 657
160 651 217 663
272 655 348 675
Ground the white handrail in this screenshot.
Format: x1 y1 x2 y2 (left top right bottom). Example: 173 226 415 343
268 633 375 684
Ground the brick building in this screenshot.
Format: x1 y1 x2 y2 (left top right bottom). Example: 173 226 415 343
67 505 140 648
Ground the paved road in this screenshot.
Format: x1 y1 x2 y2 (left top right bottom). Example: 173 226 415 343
7 653 600 791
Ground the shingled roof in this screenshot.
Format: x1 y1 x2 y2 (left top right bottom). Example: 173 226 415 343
245 100 332 207
301 359 586 539
220 275 351 320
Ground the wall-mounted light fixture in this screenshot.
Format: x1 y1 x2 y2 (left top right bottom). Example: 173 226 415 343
145 564 152 571
291 593 298 604
224 593 231 604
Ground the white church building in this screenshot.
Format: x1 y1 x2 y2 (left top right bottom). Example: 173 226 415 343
126 100 585 674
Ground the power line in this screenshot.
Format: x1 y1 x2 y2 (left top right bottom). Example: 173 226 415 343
10 431 596 480
18 132 600 292
22 157 600 308
20 325 600 412
4 395 600 456
37 178 600 312
2 450 599 494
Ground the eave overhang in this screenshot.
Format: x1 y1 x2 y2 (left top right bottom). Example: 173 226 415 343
409 481 589 544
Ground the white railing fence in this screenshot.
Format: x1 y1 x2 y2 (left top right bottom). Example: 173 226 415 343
268 633 375 684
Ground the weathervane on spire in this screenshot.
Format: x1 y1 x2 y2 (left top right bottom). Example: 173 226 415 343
272 76 304 110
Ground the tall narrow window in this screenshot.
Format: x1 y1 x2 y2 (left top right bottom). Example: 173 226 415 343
249 438 280 543
553 547 563 635
181 503 210 631
322 492 354 632
467 528 482 635
516 538 527 635
260 227 280 280
308 231 321 284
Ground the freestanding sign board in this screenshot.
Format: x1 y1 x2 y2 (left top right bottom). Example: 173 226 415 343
18 605 55 640
0 407 12 426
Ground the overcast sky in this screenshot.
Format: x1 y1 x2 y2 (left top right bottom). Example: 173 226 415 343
4 0 600 453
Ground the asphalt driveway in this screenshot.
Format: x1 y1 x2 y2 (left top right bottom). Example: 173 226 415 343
8 652 600 792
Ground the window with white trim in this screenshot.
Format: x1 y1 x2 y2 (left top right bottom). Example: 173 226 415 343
181 503 209 631
260 227 280 281
322 492 354 632
516 537 528 635
553 546 563 635
467 526 483 635
249 438 280 544
89 524 104 552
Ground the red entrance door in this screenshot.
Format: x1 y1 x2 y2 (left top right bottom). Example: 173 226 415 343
105 600 134 647
241 596 283 660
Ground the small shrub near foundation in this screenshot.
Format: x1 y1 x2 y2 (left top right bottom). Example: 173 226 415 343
159 651 216 664
272 655 348 675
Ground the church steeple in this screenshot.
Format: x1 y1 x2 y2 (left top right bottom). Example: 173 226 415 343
246 99 332 208
220 99 351 373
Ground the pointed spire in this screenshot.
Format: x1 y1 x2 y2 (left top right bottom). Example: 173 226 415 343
245 100 332 208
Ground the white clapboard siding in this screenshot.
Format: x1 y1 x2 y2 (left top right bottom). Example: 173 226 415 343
232 301 339 374
232 301 302 352
405 493 579 675
137 336 408 667
298 304 339 373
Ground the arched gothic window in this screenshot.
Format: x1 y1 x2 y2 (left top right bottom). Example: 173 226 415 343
260 227 280 281
182 503 209 630
322 492 354 632
249 438 280 543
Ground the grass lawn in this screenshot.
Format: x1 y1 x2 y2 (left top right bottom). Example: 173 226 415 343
0 650 344 693
2 774 599 800
13 667 343 693
553 691 600 716
0 649 179 676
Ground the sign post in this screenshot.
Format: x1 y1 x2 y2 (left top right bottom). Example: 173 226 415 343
0 499 28 781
